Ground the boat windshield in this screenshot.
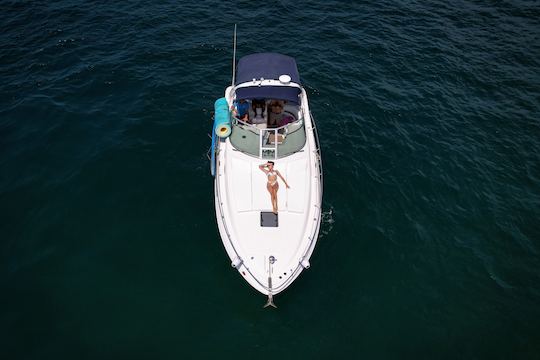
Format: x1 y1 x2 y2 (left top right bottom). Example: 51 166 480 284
229 104 306 159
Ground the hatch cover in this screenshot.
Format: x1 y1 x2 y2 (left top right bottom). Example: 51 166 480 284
260 212 278 227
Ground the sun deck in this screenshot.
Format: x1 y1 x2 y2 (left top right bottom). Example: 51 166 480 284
215 136 319 293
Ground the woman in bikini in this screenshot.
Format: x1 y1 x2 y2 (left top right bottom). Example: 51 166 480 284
259 161 290 214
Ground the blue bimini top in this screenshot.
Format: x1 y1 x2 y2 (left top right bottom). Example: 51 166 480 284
235 53 300 85
234 53 301 104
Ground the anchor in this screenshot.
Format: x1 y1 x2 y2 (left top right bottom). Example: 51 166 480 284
264 291 277 309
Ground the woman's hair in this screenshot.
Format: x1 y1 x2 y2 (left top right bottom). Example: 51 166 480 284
252 99 264 110
268 161 274 165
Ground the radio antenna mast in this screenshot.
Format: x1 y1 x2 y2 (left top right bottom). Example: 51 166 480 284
231 24 237 87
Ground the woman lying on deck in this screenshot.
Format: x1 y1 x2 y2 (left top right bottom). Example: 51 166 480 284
259 161 290 214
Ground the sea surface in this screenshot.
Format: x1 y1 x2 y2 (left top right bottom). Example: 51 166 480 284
1 1 539 358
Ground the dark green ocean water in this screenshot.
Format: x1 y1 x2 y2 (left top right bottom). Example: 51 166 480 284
1 1 540 358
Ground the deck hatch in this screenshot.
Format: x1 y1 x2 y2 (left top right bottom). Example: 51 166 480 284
260 212 278 227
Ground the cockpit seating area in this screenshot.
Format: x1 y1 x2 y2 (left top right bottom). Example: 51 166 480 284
230 98 306 159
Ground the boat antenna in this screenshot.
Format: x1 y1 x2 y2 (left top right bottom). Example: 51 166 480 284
231 24 237 88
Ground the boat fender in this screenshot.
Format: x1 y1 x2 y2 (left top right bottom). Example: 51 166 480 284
214 97 232 138
300 259 310 269
231 256 243 269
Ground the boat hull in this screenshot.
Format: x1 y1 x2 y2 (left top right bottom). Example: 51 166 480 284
213 88 322 297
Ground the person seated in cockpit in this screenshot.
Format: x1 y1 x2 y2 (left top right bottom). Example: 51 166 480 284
251 99 266 124
231 98 249 122
268 100 284 128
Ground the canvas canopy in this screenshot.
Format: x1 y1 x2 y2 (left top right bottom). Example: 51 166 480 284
235 53 300 85
234 53 301 104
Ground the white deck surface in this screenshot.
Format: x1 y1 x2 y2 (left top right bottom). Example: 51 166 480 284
217 145 315 293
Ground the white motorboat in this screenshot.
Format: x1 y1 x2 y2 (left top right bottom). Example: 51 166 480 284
210 51 322 307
